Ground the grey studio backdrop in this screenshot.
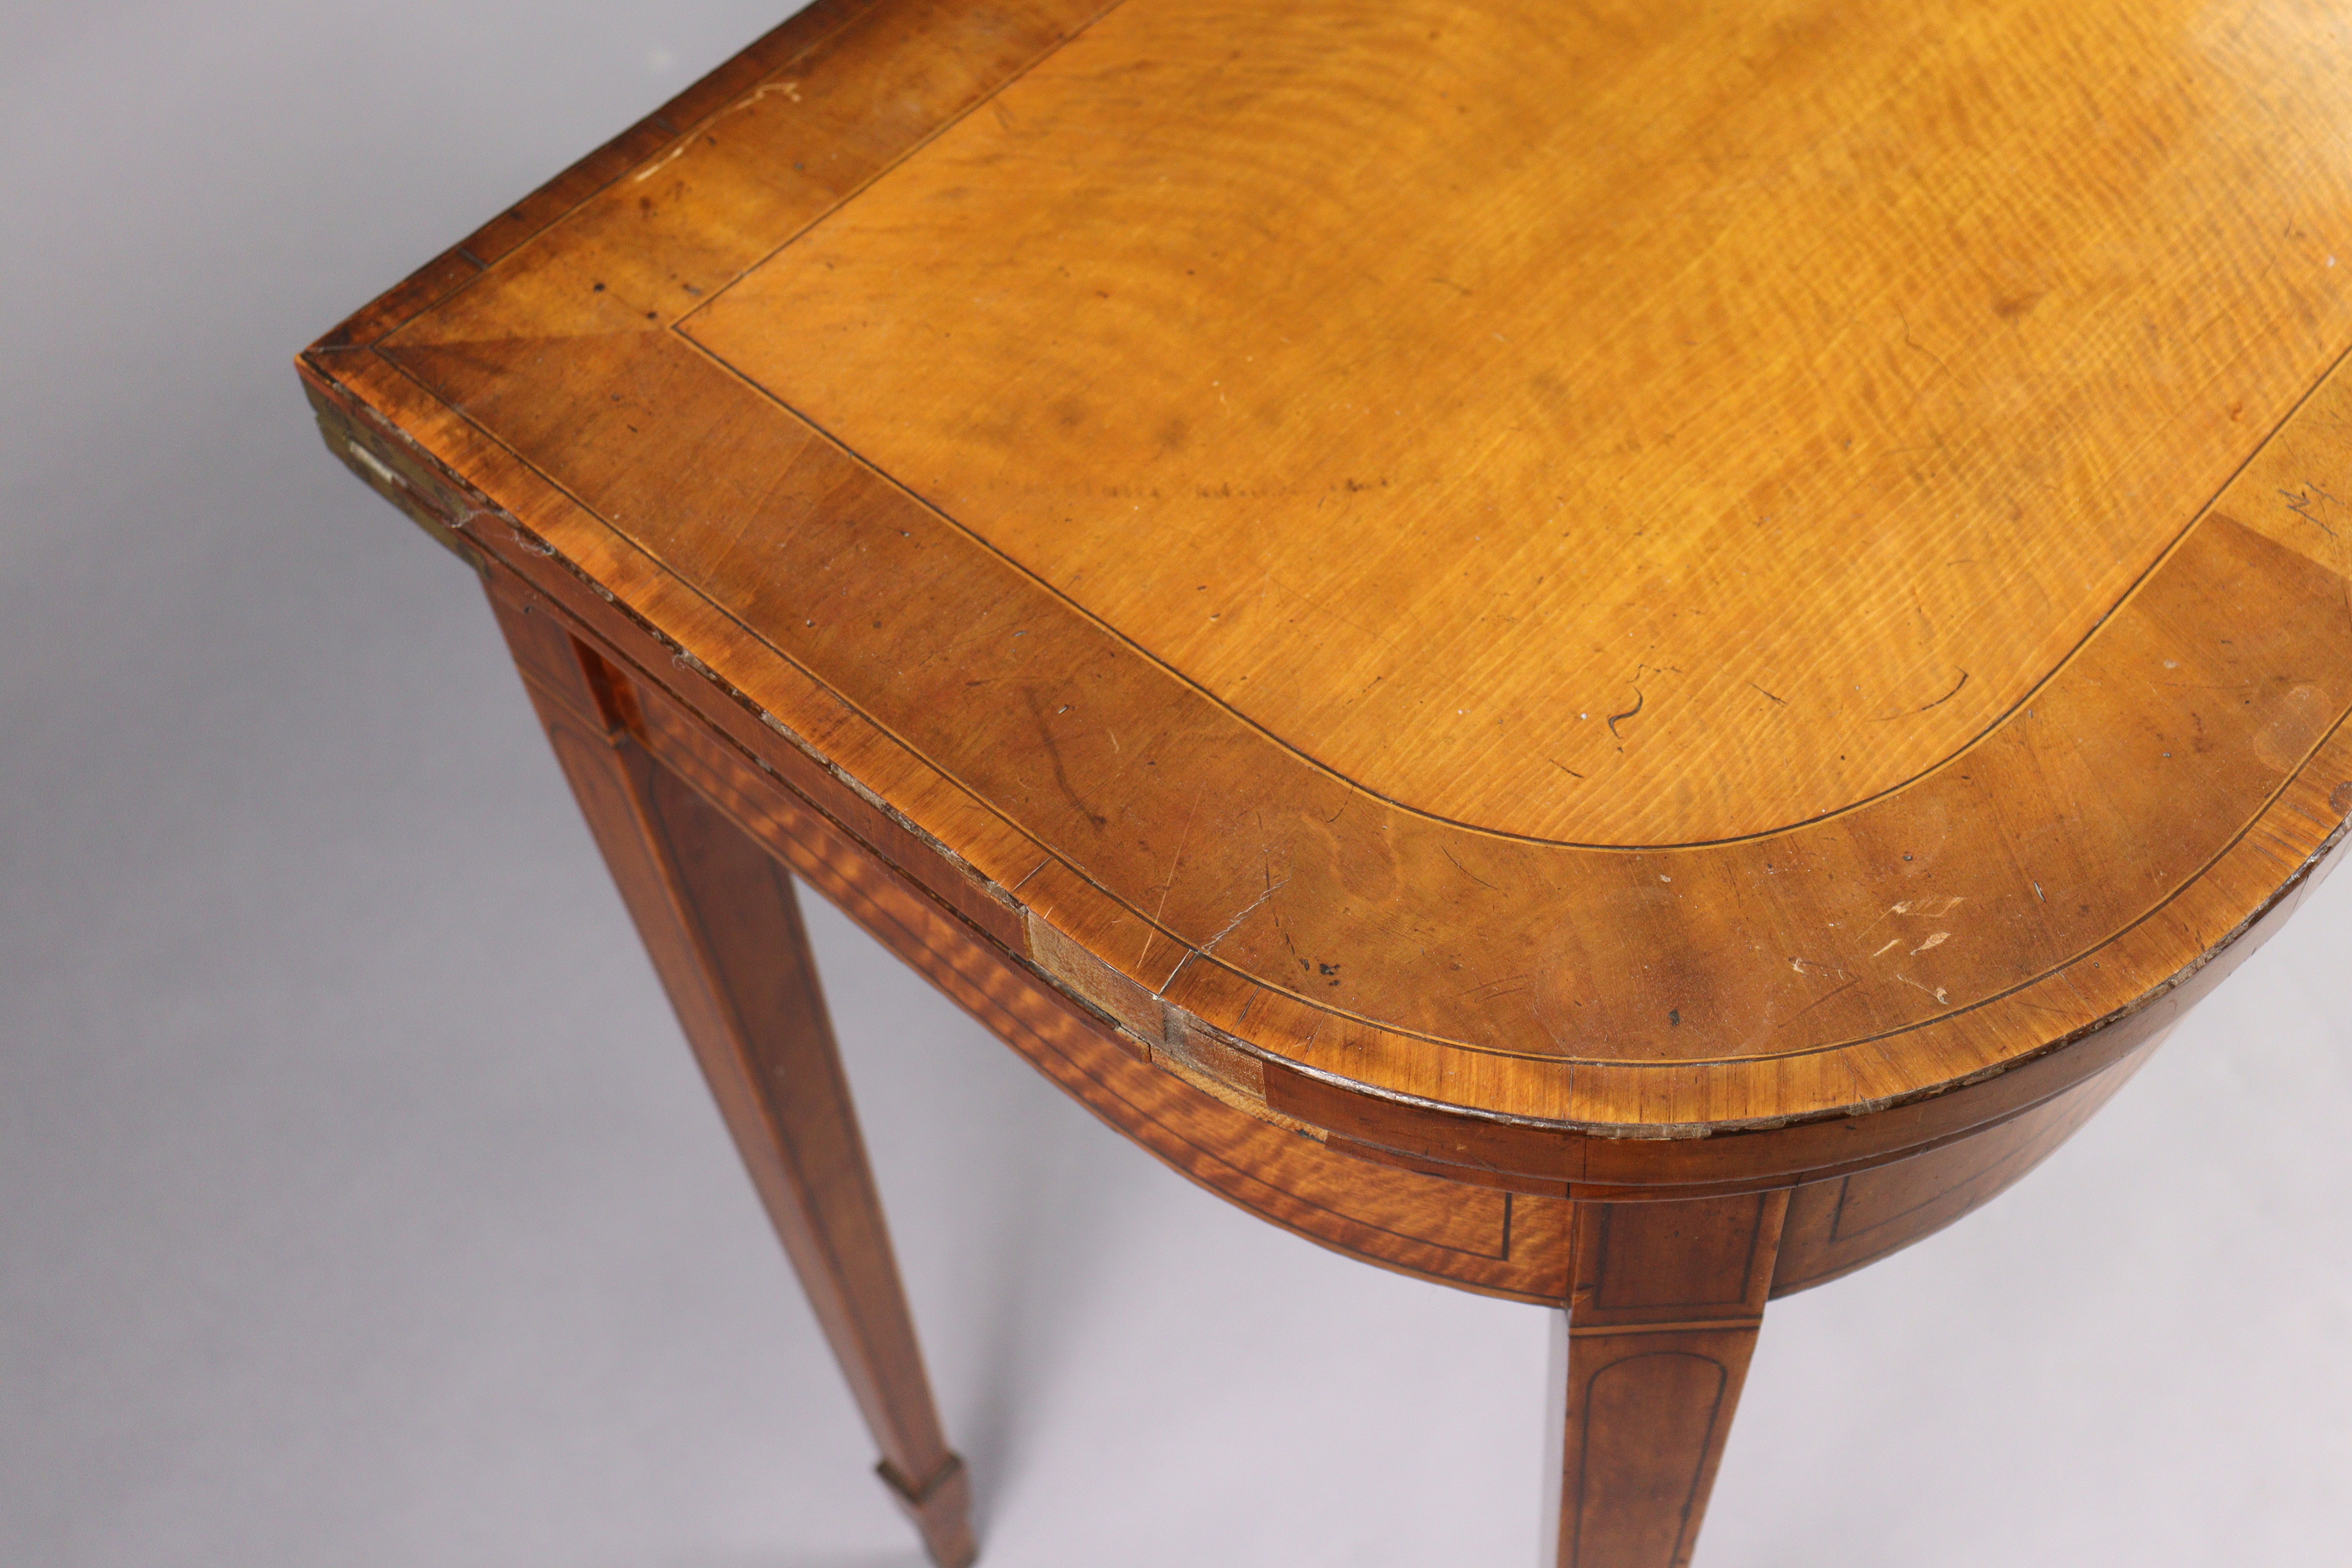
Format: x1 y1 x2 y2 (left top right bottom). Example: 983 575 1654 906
4 3 2350 1564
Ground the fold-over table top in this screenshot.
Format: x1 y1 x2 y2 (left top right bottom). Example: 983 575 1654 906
304 0 2352 1134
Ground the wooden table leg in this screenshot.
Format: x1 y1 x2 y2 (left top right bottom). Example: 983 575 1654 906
488 584 977 1568
1546 1191 1788 1568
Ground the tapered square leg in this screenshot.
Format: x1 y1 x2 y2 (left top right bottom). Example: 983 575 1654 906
488 577 976 1568
1545 1191 1786 1568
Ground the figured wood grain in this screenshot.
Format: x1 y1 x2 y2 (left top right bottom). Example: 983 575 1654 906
685 0 2352 847
490 586 975 1567
298 0 2352 1230
361 306 2352 1099
300 5 2352 1560
306 337 2352 1180
1550 1193 1786 1568
481 548 2186 1568
299 0 2352 1138
485 550 2208 1275
514 562 1585 1301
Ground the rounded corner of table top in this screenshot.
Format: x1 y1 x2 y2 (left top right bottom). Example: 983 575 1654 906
302 0 2352 1138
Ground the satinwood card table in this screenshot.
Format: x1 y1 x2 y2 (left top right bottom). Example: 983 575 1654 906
299 1 2352 1562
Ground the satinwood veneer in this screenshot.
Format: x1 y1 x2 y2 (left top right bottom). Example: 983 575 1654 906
300 1 2352 1561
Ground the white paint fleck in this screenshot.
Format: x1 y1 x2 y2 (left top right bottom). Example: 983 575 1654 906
1895 972 1951 1005
632 141 690 182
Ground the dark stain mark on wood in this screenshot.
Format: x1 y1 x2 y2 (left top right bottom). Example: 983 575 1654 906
1606 688 1645 740
1871 669 1969 721
1024 686 1108 829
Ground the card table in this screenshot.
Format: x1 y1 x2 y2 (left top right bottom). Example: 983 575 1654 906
299 1 2352 1561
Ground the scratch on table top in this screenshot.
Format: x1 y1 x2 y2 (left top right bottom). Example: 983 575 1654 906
1134 783 1206 974
1199 874 1289 956
1894 972 1951 1006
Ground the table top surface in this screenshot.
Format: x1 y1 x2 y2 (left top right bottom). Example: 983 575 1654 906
306 0 2352 1136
